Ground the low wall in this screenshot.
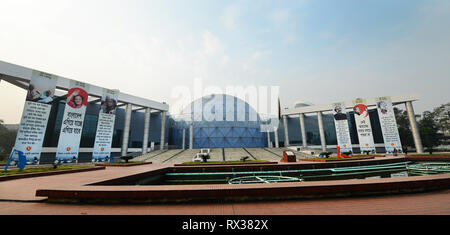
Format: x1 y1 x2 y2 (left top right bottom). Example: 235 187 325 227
406 155 450 162
0 166 105 182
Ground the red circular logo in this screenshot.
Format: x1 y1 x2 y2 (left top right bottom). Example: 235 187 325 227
26 146 31 151
353 104 369 118
66 147 71 151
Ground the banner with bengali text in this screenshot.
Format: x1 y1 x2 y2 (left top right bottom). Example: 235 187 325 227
332 102 353 153
353 98 376 153
55 80 89 163
376 97 403 153
12 70 58 165
92 89 119 162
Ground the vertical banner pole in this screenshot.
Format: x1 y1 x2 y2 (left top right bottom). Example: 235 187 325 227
55 80 90 164
92 89 120 162
352 98 376 154
12 70 57 165
376 97 403 154
332 102 353 154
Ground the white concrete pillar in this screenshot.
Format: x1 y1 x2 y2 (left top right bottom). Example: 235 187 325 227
182 128 186 150
266 131 271 148
160 111 166 150
274 127 279 148
299 113 307 147
142 108 151 154
121 103 132 157
406 101 424 153
283 115 290 147
189 124 194 150
317 111 327 152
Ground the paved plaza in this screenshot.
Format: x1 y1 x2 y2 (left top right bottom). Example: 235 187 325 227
1 152 450 215
131 147 314 164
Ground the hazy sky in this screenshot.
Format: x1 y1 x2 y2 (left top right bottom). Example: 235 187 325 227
1 0 449 123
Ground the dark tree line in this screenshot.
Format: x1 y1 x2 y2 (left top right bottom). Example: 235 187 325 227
395 102 449 154
0 119 17 160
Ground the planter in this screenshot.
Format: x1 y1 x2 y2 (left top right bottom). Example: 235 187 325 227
175 162 278 167
299 156 375 162
95 162 153 167
406 155 450 162
0 166 105 182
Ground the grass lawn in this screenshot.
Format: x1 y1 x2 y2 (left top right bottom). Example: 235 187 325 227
408 153 450 156
182 160 269 164
350 154 385 157
306 155 377 161
99 161 146 164
0 165 94 176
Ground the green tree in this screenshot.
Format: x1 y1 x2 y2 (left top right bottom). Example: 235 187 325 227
419 111 444 154
394 107 414 148
0 121 17 155
429 103 450 135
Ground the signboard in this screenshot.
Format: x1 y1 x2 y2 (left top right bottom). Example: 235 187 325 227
332 102 353 153
13 70 57 165
55 80 89 163
92 89 119 162
353 98 376 153
376 97 403 153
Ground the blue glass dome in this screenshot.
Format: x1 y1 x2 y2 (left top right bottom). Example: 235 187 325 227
170 94 266 149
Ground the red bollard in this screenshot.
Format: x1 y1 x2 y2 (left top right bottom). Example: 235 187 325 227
337 145 351 158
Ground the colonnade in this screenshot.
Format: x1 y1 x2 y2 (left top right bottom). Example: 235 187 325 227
276 101 423 153
120 104 167 156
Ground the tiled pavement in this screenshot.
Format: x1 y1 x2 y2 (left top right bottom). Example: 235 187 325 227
244 148 281 162
1 189 450 215
1 155 450 215
132 148 308 164
0 163 170 202
223 148 251 161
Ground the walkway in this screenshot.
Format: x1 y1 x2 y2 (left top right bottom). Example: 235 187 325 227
1 189 449 215
1 159 450 215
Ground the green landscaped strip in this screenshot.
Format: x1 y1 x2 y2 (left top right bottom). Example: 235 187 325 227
182 160 269 164
408 154 450 157
101 161 146 165
1 165 93 176
306 155 378 161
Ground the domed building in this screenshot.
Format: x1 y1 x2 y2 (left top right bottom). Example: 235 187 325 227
170 94 266 149
294 100 313 108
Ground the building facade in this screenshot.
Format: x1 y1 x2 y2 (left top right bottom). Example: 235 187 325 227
1 60 426 164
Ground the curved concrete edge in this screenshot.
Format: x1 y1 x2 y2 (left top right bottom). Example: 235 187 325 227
0 198 48 203
94 162 153 167
299 156 375 162
36 174 450 204
0 166 105 182
174 162 279 167
406 156 450 161
169 157 407 173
